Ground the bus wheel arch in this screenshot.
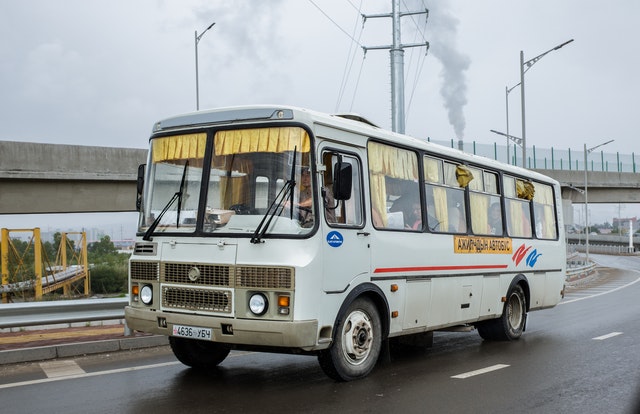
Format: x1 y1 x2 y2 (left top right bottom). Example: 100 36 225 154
476 276 528 341
508 274 531 313
318 284 389 381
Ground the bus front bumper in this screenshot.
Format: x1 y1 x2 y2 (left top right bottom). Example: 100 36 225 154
125 306 321 350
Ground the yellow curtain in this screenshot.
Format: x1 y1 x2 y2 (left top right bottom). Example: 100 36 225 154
534 183 554 204
470 193 489 234
516 179 535 200
368 142 418 227
219 159 252 208
433 186 448 231
368 142 418 180
543 205 557 238
508 200 532 237
152 133 207 163
533 184 556 238
456 165 474 187
423 157 441 183
214 128 310 155
508 200 521 237
370 174 388 227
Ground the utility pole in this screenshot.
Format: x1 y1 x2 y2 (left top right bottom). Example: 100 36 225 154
362 0 429 134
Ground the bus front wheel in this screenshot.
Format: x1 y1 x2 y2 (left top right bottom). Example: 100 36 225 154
477 284 527 341
169 337 230 370
318 297 382 381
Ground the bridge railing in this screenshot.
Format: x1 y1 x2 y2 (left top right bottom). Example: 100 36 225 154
430 139 637 173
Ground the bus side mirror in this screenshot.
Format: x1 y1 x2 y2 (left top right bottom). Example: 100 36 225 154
136 164 145 211
333 161 352 200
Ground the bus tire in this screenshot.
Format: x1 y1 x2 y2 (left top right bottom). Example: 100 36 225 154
169 337 230 370
318 297 382 381
477 284 527 341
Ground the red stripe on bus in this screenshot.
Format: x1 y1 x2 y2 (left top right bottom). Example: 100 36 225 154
373 264 509 274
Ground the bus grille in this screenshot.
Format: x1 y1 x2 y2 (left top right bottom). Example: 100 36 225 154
130 261 159 281
133 242 157 255
162 286 231 313
162 263 231 286
236 266 293 289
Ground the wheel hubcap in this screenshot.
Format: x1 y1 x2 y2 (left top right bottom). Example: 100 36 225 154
507 293 523 328
342 310 373 365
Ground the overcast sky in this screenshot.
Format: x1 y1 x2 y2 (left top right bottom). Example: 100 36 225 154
1 0 638 230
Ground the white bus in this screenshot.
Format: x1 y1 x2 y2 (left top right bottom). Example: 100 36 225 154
125 105 566 381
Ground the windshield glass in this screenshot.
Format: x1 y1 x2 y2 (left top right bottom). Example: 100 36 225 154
138 133 205 234
138 127 314 237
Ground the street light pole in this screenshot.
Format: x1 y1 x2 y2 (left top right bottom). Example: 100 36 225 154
519 39 574 168
505 83 520 165
195 21 216 111
584 139 614 264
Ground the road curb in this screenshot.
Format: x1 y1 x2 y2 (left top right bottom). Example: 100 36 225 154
0 335 169 365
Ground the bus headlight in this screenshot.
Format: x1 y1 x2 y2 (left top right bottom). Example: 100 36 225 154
140 285 153 305
249 293 268 316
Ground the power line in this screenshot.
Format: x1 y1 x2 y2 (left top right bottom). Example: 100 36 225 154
336 0 365 111
307 0 363 47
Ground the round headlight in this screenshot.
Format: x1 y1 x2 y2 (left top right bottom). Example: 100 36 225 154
249 293 268 315
140 285 153 305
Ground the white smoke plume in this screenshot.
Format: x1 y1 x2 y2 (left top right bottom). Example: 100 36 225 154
427 3 470 143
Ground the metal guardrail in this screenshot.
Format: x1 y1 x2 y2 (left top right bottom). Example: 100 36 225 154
0 297 127 329
566 262 597 281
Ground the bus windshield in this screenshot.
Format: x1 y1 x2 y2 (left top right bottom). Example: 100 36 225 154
138 127 314 237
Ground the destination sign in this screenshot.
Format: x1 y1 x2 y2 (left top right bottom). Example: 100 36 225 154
454 236 513 254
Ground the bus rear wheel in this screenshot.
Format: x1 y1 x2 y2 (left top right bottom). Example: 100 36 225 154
318 297 382 381
477 284 527 341
169 337 230 370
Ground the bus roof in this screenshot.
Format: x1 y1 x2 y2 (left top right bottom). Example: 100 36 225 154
151 104 559 186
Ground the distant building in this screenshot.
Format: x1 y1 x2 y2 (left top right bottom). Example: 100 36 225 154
613 217 638 232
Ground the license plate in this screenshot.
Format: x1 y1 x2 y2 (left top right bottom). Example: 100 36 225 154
172 324 212 340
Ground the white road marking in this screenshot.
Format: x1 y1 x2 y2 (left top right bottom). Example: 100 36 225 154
451 364 510 379
560 276 640 305
593 332 623 340
0 361 181 390
40 360 85 378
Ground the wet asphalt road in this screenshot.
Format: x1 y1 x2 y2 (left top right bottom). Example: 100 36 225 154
1 254 639 414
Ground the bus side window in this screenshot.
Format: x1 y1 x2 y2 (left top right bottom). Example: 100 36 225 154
469 170 502 235
367 141 419 230
533 182 557 239
324 151 363 227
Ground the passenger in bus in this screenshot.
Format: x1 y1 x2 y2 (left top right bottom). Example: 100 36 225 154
293 167 314 227
371 207 384 227
488 203 503 235
288 166 336 227
406 203 422 230
389 195 413 228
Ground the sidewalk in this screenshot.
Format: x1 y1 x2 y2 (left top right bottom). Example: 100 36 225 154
0 324 168 365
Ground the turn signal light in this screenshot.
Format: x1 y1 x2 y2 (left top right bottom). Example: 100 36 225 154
278 295 290 307
278 295 290 315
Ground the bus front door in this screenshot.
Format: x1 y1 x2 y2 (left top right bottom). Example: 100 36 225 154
318 147 369 293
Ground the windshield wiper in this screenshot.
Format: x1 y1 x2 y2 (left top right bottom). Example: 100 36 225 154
251 151 297 244
143 161 189 241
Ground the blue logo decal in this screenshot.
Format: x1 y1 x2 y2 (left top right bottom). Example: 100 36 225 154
326 231 344 248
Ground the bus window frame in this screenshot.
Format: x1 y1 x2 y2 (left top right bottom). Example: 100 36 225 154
321 148 366 229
